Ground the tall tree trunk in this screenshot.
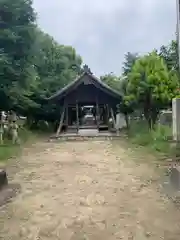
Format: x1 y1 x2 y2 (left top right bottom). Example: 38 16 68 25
144 107 159 130
143 107 152 129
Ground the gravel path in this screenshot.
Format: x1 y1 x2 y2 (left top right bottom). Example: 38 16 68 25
0 140 180 240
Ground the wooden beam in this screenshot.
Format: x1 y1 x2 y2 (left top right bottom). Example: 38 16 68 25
56 104 65 136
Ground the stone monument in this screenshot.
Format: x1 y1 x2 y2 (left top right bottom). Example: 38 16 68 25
172 98 180 141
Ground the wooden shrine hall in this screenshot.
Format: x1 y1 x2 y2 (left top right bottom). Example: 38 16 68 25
47 65 122 136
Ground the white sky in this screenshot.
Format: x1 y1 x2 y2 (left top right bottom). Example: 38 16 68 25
33 0 176 76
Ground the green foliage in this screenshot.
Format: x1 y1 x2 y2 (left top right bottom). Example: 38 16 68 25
101 73 134 128
128 120 172 153
0 0 82 126
126 51 180 128
33 30 82 98
0 144 18 162
0 0 37 111
117 78 134 128
26 29 82 122
0 127 36 162
159 40 178 72
100 73 121 91
99 40 179 156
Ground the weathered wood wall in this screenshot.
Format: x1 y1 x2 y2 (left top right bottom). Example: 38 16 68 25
59 83 119 106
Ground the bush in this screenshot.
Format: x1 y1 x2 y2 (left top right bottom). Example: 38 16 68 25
127 120 172 154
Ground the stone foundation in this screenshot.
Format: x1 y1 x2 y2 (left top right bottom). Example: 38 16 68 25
49 135 122 142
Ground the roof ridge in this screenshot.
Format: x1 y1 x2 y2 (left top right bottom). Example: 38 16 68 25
46 71 122 101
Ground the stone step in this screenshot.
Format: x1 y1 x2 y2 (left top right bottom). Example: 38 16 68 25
49 135 121 142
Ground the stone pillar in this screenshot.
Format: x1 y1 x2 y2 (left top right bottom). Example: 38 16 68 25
172 98 180 141
170 166 180 190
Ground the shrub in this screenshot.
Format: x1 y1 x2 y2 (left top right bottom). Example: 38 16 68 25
127 120 172 154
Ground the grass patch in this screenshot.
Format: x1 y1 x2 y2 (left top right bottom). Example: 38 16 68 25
127 120 173 156
0 127 37 163
0 144 19 162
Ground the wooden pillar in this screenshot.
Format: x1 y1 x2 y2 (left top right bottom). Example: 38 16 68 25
65 103 68 126
69 106 72 125
106 104 110 124
56 103 65 136
102 106 105 122
110 107 116 128
96 98 99 130
0 112 3 144
76 101 79 133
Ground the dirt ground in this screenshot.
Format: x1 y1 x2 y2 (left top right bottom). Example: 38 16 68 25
0 140 180 240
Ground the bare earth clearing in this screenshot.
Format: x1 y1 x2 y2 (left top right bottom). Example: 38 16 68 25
0 140 180 239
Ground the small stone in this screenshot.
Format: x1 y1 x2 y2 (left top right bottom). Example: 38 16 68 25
140 183 148 188
145 232 151 237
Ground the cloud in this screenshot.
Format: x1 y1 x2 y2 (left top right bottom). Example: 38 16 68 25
33 0 176 76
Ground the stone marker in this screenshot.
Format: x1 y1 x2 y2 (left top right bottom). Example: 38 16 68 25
170 166 180 190
0 169 8 190
172 98 180 141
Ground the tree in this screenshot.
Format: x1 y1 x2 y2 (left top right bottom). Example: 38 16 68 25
159 40 178 72
126 51 180 128
100 73 134 128
100 73 121 91
0 1 83 124
0 0 37 111
26 30 82 125
122 52 139 75
118 77 134 128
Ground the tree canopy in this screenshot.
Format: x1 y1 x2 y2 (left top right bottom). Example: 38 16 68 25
0 0 82 123
126 51 179 128
122 52 139 75
101 40 180 128
0 0 37 111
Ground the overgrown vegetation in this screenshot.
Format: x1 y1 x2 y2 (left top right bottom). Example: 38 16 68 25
127 121 172 153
